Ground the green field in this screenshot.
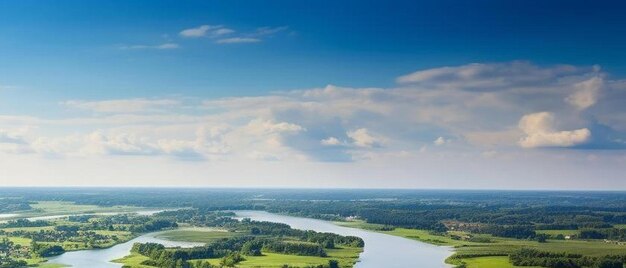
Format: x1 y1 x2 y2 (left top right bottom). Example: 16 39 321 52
26 201 144 217
0 201 148 221
237 247 361 268
462 256 541 268
112 253 154 268
154 228 240 243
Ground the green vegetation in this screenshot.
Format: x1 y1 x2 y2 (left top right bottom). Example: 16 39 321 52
1 188 625 267
112 253 153 268
155 228 240 243
117 210 364 268
0 202 177 267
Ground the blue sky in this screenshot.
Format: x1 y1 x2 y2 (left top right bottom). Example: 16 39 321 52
1 0 625 188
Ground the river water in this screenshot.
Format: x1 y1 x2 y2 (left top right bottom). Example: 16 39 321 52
47 231 204 267
236 211 453 268
42 210 453 268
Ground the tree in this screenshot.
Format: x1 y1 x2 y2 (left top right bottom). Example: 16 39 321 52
595 259 623 268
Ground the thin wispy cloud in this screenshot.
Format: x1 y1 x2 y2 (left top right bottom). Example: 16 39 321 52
179 25 234 38
216 37 261 44
179 24 287 45
251 26 289 37
119 43 180 50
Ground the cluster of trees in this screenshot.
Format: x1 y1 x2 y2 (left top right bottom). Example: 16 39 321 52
30 241 65 257
261 241 326 257
9 227 118 247
0 257 27 268
0 219 49 228
510 248 626 268
466 225 537 239
132 240 236 268
128 219 178 233
153 209 238 227
0 199 31 213
0 238 29 265
579 228 626 241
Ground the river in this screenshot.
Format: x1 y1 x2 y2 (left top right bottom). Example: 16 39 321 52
43 210 453 268
236 211 453 268
47 231 204 267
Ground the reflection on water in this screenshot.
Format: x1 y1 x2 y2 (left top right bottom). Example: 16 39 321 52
236 210 453 268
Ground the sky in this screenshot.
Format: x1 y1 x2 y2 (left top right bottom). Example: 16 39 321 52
1 0 626 189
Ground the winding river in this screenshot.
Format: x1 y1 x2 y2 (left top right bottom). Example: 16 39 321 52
47 231 204 267
236 211 453 268
41 210 452 268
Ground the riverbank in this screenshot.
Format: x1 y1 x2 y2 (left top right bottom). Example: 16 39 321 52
333 220 626 268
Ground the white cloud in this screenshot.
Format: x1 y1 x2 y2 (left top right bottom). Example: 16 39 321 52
179 25 225 38
396 61 581 90
253 26 288 37
433 137 448 146
216 37 261 44
321 137 341 146
518 112 591 148
3 62 626 166
347 128 384 148
119 43 179 50
565 76 603 110
178 24 286 45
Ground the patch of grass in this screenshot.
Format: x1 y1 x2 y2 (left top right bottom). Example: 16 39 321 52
194 246 362 268
24 201 142 217
1 226 56 232
6 236 32 246
155 228 241 243
112 252 153 268
461 256 541 268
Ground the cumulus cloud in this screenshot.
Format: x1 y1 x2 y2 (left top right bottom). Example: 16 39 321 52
565 76 603 110
347 128 384 148
518 112 591 148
